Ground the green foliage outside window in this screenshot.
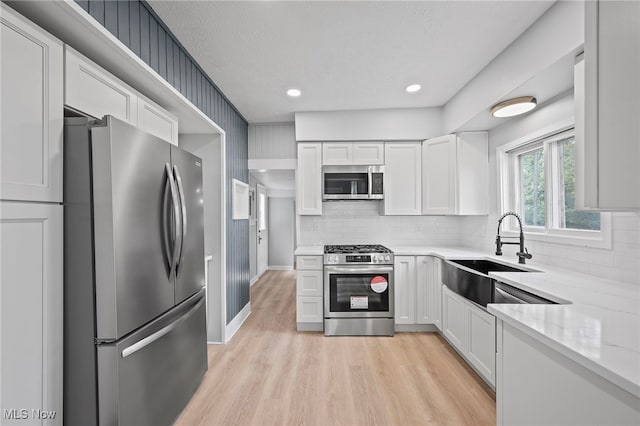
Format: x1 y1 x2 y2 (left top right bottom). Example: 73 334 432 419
519 148 545 227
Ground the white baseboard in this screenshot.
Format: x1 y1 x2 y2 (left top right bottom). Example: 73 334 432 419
224 302 251 343
250 274 261 286
268 265 293 271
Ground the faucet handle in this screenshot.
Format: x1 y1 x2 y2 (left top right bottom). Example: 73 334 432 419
517 248 533 260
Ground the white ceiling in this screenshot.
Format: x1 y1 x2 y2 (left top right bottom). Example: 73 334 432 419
148 1 556 123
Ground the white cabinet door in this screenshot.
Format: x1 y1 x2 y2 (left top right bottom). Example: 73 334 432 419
137 94 179 145
433 258 443 331
575 1 640 210
384 142 422 215
1 202 63 426
422 135 456 215
296 296 323 323
353 142 384 165
296 143 322 215
322 142 353 165
296 270 323 297
442 286 468 354
1 4 63 203
394 256 416 324
65 45 138 125
415 256 433 324
467 302 496 386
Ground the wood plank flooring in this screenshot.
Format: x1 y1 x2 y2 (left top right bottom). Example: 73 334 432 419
176 270 496 426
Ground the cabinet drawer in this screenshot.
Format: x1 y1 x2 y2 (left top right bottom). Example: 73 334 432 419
65 45 138 125
296 255 323 270
296 270 323 297
296 296 323 323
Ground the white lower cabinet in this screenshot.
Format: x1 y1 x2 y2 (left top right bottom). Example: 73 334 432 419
394 256 416 324
295 255 323 330
394 255 440 330
442 286 469 352
1 202 63 426
433 258 443 331
467 301 496 384
442 285 496 387
497 320 639 425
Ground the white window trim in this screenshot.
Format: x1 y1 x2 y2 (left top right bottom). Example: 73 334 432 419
497 126 612 249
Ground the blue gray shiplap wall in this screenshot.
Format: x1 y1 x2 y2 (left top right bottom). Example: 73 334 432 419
75 0 249 324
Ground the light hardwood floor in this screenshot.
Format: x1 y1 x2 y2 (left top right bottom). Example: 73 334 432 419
176 270 496 426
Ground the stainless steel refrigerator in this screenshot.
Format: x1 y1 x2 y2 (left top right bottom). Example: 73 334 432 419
64 115 207 426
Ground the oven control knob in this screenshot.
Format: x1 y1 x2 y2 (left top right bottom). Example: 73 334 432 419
384 255 390 261
372 256 378 263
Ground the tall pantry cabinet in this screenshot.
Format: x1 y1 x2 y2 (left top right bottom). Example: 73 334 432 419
1 4 63 425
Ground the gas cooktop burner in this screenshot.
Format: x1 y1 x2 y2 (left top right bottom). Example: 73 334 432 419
324 244 392 254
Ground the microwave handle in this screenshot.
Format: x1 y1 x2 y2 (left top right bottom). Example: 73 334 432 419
367 167 373 198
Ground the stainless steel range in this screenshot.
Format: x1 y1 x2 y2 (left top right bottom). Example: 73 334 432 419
324 245 394 336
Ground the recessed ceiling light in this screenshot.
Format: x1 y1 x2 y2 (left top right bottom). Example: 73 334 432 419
405 84 421 93
491 96 537 118
286 88 301 97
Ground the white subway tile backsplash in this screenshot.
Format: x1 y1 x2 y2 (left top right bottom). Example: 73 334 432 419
299 208 639 285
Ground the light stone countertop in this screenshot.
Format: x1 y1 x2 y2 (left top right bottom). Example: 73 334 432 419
293 244 639 397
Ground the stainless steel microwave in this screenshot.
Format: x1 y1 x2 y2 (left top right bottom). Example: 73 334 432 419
322 166 384 200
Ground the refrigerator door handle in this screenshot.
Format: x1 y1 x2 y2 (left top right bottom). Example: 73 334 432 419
173 165 188 277
165 163 182 280
121 294 204 359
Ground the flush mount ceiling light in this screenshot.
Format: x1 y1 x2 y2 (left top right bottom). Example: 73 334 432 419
286 88 301 97
491 96 537 118
405 84 422 93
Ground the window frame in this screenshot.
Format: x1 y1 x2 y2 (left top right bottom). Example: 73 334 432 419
498 127 612 249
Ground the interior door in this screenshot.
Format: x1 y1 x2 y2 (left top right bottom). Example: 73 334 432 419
171 146 205 304
91 117 175 340
257 184 268 277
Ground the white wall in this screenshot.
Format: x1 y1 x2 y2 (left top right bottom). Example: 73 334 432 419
268 197 295 268
460 92 640 284
295 107 443 141
179 133 225 342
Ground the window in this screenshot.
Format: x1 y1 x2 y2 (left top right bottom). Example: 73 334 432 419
499 129 610 247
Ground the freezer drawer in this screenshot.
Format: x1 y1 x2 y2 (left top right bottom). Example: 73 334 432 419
97 291 207 426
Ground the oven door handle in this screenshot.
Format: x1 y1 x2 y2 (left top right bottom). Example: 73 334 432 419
325 266 394 273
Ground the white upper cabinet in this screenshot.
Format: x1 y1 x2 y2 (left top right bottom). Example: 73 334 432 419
1 4 63 202
352 142 384 165
137 94 179 145
322 142 353 165
65 45 138 125
384 142 422 215
575 0 640 210
422 132 488 215
322 142 384 165
297 143 322 215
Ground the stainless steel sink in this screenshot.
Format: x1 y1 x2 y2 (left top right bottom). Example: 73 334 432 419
442 259 538 308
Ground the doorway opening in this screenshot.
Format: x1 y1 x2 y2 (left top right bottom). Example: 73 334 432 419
249 169 295 284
